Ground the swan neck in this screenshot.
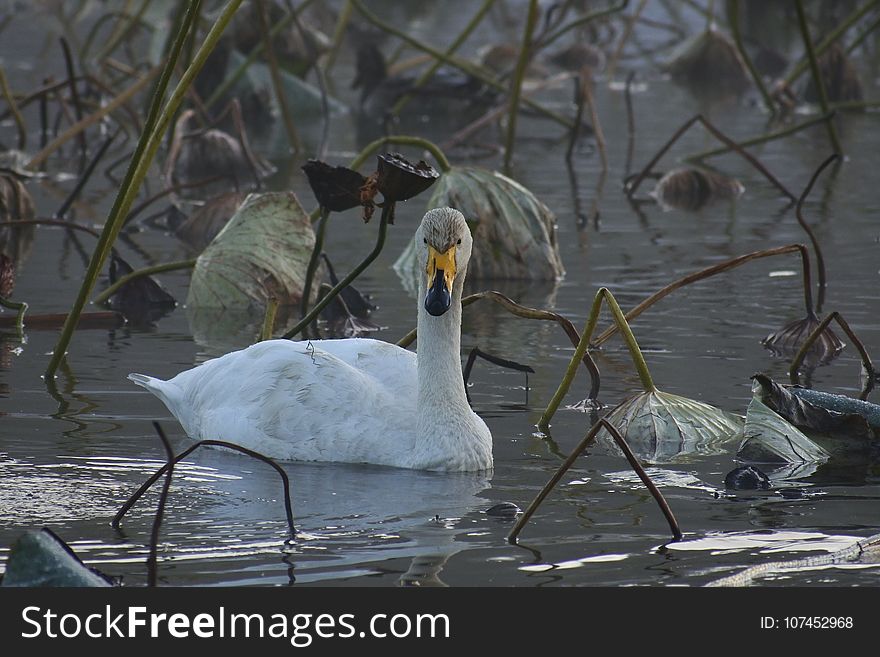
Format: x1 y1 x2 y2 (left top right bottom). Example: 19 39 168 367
416 283 468 409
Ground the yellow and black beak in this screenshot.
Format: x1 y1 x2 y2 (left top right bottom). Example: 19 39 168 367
424 244 456 317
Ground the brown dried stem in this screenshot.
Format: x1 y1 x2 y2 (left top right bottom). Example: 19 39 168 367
507 418 681 543
398 290 600 402
625 114 797 202
593 244 815 347
789 312 876 398
113 437 296 541
796 153 839 312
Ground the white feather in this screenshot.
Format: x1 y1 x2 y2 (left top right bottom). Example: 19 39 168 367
129 208 493 472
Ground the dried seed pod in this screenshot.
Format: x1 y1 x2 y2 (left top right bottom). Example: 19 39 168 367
301 160 368 212
376 153 439 204
762 315 845 366
651 167 744 211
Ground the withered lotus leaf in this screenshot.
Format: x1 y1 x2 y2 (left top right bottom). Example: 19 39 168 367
651 168 744 211
0 174 35 270
762 314 845 366
394 166 564 287
597 389 743 464
301 160 368 212
187 192 315 311
665 28 750 99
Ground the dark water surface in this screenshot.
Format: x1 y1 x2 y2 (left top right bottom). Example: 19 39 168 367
1 2 879 587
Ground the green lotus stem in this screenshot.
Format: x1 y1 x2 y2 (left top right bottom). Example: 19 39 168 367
727 0 774 114
260 297 280 342
846 12 880 56
92 259 196 306
94 0 152 67
0 67 27 150
349 135 452 173
283 203 393 340
391 0 495 117
592 244 815 347
503 0 539 175
205 0 317 110
300 207 330 319
325 0 353 72
0 296 28 337
26 65 158 171
538 0 629 48
784 0 879 87
686 112 834 161
256 0 302 154
829 99 880 111
794 0 842 154
789 312 875 395
539 288 655 431
46 0 237 379
348 0 574 129
397 290 601 401
508 418 681 543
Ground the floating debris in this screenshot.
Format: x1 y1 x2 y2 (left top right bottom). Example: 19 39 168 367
650 167 744 212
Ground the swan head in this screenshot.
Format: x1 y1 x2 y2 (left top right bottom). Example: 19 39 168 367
416 208 472 317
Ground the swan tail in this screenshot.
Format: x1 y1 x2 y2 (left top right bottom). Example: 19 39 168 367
128 373 185 416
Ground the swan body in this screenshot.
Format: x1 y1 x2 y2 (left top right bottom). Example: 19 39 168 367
130 208 493 472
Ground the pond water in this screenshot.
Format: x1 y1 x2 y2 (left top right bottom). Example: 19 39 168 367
1 2 879 588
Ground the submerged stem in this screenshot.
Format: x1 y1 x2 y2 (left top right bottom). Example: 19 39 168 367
727 0 774 113
794 0 842 154
508 418 681 543
503 0 539 175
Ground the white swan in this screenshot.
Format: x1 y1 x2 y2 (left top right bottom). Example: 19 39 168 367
129 207 493 472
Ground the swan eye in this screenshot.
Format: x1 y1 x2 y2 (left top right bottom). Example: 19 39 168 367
423 238 427 244
456 238 462 245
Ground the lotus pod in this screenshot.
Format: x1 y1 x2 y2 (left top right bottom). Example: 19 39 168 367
597 389 743 463
186 192 315 312
301 160 368 213
394 167 565 287
762 314 845 366
651 167 744 211
665 28 750 98
0 174 35 269
803 43 862 104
